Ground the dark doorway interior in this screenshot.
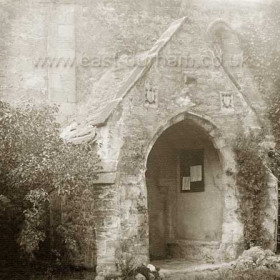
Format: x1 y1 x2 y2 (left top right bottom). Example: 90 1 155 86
146 119 224 261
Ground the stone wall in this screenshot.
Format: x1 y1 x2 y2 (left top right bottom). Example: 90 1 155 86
0 1 48 105
0 0 77 122
90 184 120 274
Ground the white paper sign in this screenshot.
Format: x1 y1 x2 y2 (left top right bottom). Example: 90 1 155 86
182 177 191 190
190 165 202 182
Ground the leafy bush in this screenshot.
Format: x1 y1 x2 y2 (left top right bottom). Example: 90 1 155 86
0 101 100 269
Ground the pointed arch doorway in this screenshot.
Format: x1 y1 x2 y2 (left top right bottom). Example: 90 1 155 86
146 117 224 262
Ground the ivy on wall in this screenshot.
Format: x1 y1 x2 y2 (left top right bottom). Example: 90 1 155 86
233 82 280 250
233 131 269 249
233 1 280 249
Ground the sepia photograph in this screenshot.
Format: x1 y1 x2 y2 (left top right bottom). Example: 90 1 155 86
1 0 280 279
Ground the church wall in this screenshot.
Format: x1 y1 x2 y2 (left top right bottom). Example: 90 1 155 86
0 1 79 123
0 1 49 105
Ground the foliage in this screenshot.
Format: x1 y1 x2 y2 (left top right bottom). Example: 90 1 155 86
238 0 280 253
55 188 96 264
116 236 161 280
116 237 140 279
240 1 280 97
18 189 49 258
116 252 138 280
233 130 269 249
0 101 100 266
241 0 280 180
237 0 280 179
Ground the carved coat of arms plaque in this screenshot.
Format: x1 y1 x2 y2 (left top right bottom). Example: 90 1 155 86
220 92 234 112
144 81 158 107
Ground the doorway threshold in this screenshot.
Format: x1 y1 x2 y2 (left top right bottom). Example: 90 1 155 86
151 259 231 280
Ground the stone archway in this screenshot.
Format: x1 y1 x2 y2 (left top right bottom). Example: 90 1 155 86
144 112 243 262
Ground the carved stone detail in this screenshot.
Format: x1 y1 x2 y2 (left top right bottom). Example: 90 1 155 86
220 91 234 112
144 80 158 108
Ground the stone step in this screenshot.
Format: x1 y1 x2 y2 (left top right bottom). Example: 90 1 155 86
161 269 222 280
152 260 232 280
